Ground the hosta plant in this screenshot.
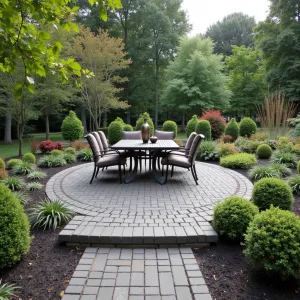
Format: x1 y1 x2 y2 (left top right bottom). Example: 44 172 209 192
38 155 67 168
13 191 29 205
27 182 43 191
76 148 93 162
0 280 18 300
1 177 24 191
27 171 47 180
197 141 218 161
288 175 300 195
248 165 280 182
29 198 75 230
12 162 36 175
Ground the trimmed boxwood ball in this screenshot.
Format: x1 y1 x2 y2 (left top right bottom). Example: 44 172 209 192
61 110 84 142
196 120 211 140
256 144 272 159
162 120 177 138
7 159 22 170
135 112 154 136
123 124 133 131
51 149 63 156
0 184 31 268
252 178 294 211
186 115 198 138
239 117 257 137
213 196 259 240
224 118 239 141
0 158 5 169
22 152 36 164
244 206 300 279
64 147 76 154
108 121 124 145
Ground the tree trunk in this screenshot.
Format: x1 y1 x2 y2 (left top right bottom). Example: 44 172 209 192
4 111 12 144
81 106 87 134
45 114 50 140
126 111 131 124
17 123 24 157
181 111 185 132
104 112 107 128
155 60 159 127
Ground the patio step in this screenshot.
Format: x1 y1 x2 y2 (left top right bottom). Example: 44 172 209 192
58 216 218 247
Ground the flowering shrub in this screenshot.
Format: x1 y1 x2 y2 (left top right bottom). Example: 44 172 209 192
29 138 39 154
53 142 63 150
200 110 226 140
39 140 63 153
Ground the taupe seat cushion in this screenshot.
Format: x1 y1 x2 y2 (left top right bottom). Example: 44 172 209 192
161 154 190 168
96 154 126 168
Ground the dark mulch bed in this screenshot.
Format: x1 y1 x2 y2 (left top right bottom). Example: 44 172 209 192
1 159 85 299
195 159 300 300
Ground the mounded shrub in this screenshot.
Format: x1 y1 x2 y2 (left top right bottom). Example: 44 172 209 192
235 138 260 154
0 158 5 169
196 120 211 140
221 135 234 143
217 143 237 157
7 159 22 169
61 110 84 142
256 144 272 159
162 120 177 138
186 115 198 138
39 140 54 154
213 196 259 240
108 121 124 145
51 149 63 156
200 110 226 139
224 118 239 141
64 147 76 154
0 184 31 268
62 153 76 164
23 153 36 164
244 206 300 279
239 117 257 137
76 148 93 162
135 112 154 136
252 178 294 211
123 124 133 132
220 153 257 169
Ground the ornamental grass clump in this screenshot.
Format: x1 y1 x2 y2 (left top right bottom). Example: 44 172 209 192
271 150 298 168
197 141 218 161
224 118 239 141
27 171 47 180
248 165 280 182
196 120 211 140
213 196 258 240
244 206 300 279
252 178 294 211
62 152 76 164
1 177 24 191
26 182 43 191
288 175 300 195
29 198 75 230
220 153 257 169
217 143 237 157
76 148 93 162
7 159 22 169
13 191 29 205
256 144 272 159
22 153 36 164
0 280 18 300
0 185 31 268
12 161 36 175
38 155 67 168
270 163 292 177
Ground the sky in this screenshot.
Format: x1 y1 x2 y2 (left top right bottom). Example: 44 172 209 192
182 0 270 35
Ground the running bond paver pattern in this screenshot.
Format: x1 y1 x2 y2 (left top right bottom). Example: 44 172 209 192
62 247 212 300
47 162 252 246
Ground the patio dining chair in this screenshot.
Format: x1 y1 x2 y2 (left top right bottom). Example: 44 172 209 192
86 133 126 184
161 134 204 185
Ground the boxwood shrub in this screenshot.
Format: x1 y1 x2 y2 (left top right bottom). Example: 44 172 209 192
244 206 300 279
220 153 257 169
256 144 272 159
108 121 124 145
123 124 133 132
239 117 257 137
186 115 198 138
23 153 36 164
213 196 258 240
224 118 239 141
135 112 154 136
162 120 177 138
0 184 31 268
61 110 84 142
196 120 211 140
7 159 22 170
252 178 294 211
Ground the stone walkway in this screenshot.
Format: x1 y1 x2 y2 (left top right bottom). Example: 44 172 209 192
46 162 252 246
62 247 211 300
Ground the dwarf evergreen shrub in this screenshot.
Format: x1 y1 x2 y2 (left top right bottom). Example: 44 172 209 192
61 111 84 141
224 118 239 141
196 120 211 140
239 117 257 137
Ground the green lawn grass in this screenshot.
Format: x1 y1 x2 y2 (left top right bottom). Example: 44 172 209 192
0 133 64 159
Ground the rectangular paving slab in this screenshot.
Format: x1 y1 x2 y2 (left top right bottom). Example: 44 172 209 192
62 248 212 300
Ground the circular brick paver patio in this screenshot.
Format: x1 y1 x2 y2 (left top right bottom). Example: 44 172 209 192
46 162 252 246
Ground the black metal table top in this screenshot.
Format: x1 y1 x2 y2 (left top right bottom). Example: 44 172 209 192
111 139 180 150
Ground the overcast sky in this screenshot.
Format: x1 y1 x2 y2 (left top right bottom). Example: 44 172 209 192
182 0 270 35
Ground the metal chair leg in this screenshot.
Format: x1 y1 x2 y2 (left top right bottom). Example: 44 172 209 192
90 166 97 184
96 167 100 178
191 166 198 185
123 164 126 175
171 166 174 177
118 164 122 184
193 165 198 180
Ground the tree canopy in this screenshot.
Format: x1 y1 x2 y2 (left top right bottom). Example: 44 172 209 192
206 13 256 56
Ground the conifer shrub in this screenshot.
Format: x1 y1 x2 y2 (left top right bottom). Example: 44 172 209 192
61 110 84 142
22 153 36 164
135 112 154 136
108 121 124 144
256 144 272 159
239 117 257 137
123 124 133 131
162 120 177 138
186 115 198 138
224 118 239 141
64 147 76 154
7 159 22 170
0 185 31 268
196 120 211 140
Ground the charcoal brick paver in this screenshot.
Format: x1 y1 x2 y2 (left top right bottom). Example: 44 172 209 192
62 248 211 300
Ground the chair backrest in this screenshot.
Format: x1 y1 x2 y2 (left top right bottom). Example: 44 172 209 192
155 130 174 140
123 131 141 140
92 132 104 156
188 134 205 165
185 132 197 154
86 134 101 162
98 131 109 151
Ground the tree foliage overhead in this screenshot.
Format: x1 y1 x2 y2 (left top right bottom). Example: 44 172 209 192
0 0 121 94
255 0 300 99
162 36 231 114
225 45 265 113
205 12 256 56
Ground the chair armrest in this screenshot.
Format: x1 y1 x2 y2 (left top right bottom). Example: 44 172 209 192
165 151 192 158
104 149 121 155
